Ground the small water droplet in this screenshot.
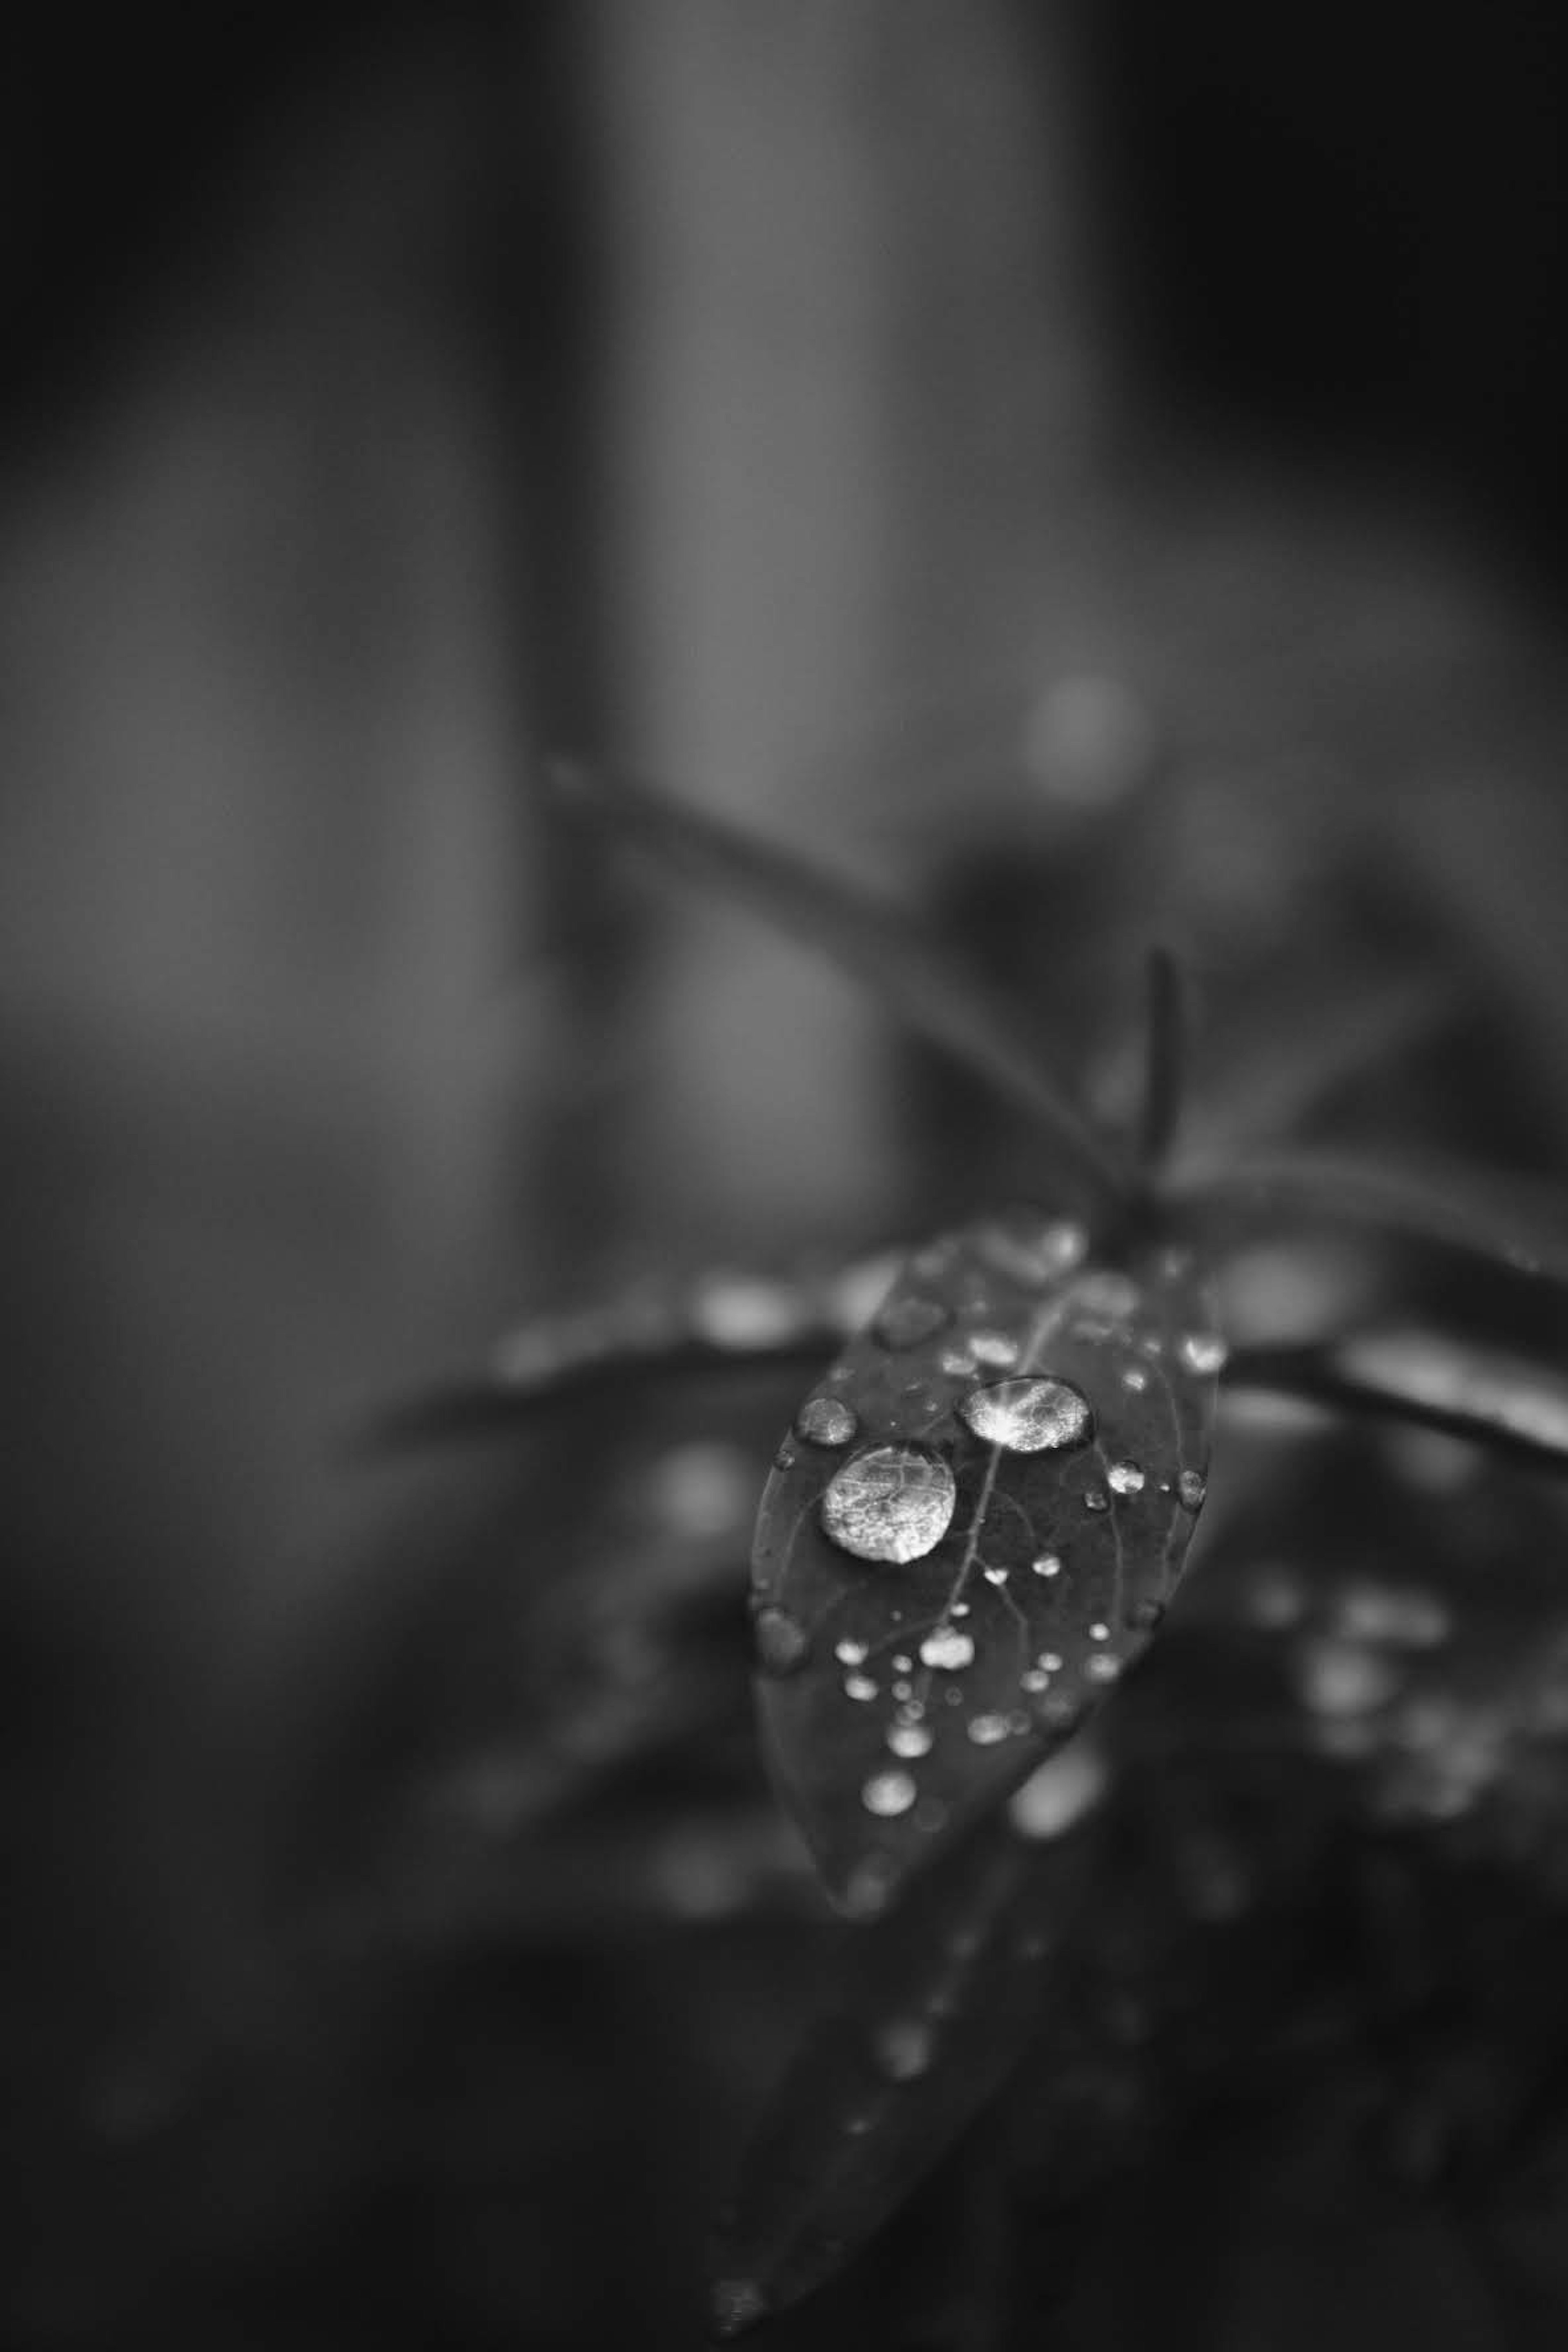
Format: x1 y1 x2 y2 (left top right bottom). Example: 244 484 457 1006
938 1346 976 1378
951 1600 971 1617
843 1671 878 1701
1032 1552 1062 1577
1107 1460 1146 1495
983 1564 1010 1585
969 1328 1021 1368
1125 1597 1165 1633
821 1443 958 1564
920 1625 975 1670
1083 1487 1110 1512
1085 1652 1122 1684
1334 1580 1450 1648
1020 1667 1050 1692
755 1607 809 1675
892 1653 913 1671
1074 1271 1141 1319
958 1376 1094 1454
891 1679 913 1700
1121 1365 1149 1393
875 1295 950 1350
1179 1331 1229 1376
1009 1739 1109 1839
1176 1468 1207 1510
1296 1635 1401 1717
1038 1649 1063 1671
888 1720 934 1758
967 1713 1011 1745
713 2277 768 2339
862 1769 918 1817
1246 1564 1307 1629
835 1638 868 1665
1089 1621 1110 1641
844 1853 899 1916
873 2018 934 2081
844 2112 873 2136
796 1394 859 1447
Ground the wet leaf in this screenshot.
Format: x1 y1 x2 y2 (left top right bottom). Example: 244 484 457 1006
1228 1328 1568 1477
710 1760 1106 2335
1171 1147 1568 1291
751 1211 1218 1909
552 760 1129 1218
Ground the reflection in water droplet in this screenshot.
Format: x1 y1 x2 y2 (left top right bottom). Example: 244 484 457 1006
874 2018 934 2081
835 1638 868 1665
1179 1331 1229 1376
967 1713 1011 1744
796 1394 859 1448
843 1671 878 1701
959 1376 1093 1453
1009 1739 1109 1839
969 1329 1021 1369
863 1769 918 1817
875 1295 950 1350
1032 1552 1062 1577
1176 1468 1207 1510
821 1444 958 1564
1125 1597 1165 1633
1084 1488 1109 1512
888 1721 934 1758
920 1625 975 1670
755 1607 809 1675
1107 1460 1145 1495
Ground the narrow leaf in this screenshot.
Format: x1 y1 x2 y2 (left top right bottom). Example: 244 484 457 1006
1228 1328 1568 1477
1136 944 1187 1174
711 1755 1107 2336
1170 1147 1568 1292
552 760 1129 1218
751 1209 1218 1911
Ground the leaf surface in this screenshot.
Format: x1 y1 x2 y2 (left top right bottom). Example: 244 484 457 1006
1229 1328 1568 1477
752 1211 1218 1910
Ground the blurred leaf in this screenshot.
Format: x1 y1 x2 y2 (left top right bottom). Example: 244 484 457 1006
1228 1328 1568 1476
710 1778 1104 2336
1135 944 1188 1174
1171 1147 1568 1291
751 1212 1217 1911
552 760 1129 1218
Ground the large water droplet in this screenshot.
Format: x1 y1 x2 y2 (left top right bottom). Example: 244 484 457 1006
920 1625 975 1670
873 2018 934 2081
821 1443 958 1564
1107 1460 1145 1495
958 1376 1093 1454
755 1606 809 1675
795 1394 858 1448
862 1769 918 1817
1179 1330 1229 1376
874 1295 950 1350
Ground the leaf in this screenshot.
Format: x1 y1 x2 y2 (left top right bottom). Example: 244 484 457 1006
1135 945 1188 1174
1170 1147 1568 1292
710 1755 1107 2336
751 1209 1218 1911
552 760 1130 1219
1228 1328 1568 1477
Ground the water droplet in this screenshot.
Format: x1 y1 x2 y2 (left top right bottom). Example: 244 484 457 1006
888 1720 934 1758
969 1328 1021 1369
821 1443 958 1564
843 1671 878 1701
1121 1365 1149 1393
835 1638 868 1665
755 1607 809 1675
1334 1580 1450 1648
1084 1487 1110 1512
796 1394 858 1448
1020 1667 1050 1692
1038 1649 1063 1671
873 2018 934 2080
1179 1331 1229 1376
979 1219 1087 1285
951 1601 971 1617
1032 1552 1062 1577
937 1346 976 1378
875 1295 950 1350
1125 1597 1165 1633
844 1853 899 1917
1009 1739 1109 1840
863 1770 918 1817
1247 1564 1307 1630
1176 1468 1207 1510
844 2111 873 2136
983 1564 1010 1585
1296 1635 1401 1717
1107 1460 1145 1496
958 1376 1093 1453
713 2277 768 2339
1072 1270 1141 1319
1089 1621 1110 1641
967 1713 1011 1744
1085 1652 1122 1684
920 1625 975 1670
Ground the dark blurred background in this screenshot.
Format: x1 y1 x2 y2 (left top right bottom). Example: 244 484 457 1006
4 4 1568 2345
